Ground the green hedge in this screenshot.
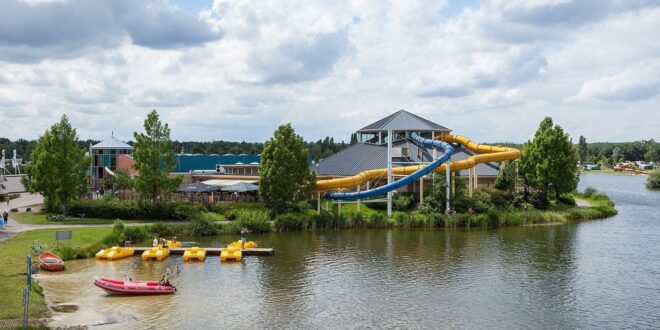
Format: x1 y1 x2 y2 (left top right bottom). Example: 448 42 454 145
68 200 202 220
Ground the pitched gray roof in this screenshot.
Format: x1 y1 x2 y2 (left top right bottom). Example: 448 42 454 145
314 141 499 177
358 110 450 132
91 137 133 150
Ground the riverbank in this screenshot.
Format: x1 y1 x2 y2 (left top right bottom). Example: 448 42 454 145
0 227 112 321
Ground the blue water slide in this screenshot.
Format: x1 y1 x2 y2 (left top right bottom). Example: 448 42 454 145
324 132 454 200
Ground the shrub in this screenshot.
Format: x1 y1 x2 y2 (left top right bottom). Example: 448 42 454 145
123 226 148 242
395 213 409 227
367 213 388 228
218 221 241 235
312 210 334 229
394 194 414 211
236 210 272 233
275 212 313 231
583 186 598 197
68 199 201 220
54 246 89 261
558 193 576 207
113 219 125 232
188 217 219 236
148 223 177 237
102 232 123 245
647 170 660 189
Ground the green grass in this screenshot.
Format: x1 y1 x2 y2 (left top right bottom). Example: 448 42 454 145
0 227 112 320
566 192 617 221
12 212 179 225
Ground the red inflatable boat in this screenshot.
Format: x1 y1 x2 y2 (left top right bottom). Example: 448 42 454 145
93 277 176 295
39 252 65 272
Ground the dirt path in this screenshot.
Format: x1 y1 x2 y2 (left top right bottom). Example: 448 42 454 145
574 198 592 208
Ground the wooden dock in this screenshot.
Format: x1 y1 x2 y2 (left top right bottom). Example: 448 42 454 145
132 247 274 256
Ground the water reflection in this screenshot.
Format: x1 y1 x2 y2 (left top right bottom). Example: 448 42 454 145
38 174 659 328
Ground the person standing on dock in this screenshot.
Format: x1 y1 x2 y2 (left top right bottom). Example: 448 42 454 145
241 226 250 249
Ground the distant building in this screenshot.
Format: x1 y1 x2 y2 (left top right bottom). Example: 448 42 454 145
90 136 134 187
315 110 500 194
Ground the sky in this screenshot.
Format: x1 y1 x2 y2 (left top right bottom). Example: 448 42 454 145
0 0 658 144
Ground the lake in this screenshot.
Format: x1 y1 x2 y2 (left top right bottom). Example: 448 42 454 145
40 173 660 329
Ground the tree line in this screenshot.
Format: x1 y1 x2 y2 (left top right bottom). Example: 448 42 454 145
0 136 353 163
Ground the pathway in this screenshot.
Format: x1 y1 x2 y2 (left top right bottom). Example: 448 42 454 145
574 198 592 208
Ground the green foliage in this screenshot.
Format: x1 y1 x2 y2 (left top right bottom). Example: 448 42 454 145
583 186 598 197
275 211 315 231
394 194 414 211
419 173 448 215
235 209 272 233
557 193 576 207
367 213 388 228
520 117 579 201
644 147 659 163
577 135 588 164
113 219 125 232
21 115 90 214
188 217 219 236
68 199 201 220
112 169 133 199
647 170 660 189
565 206 618 221
494 161 517 192
259 123 315 212
132 110 182 201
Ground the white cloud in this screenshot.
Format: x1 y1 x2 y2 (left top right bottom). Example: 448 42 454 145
572 60 660 102
0 0 658 144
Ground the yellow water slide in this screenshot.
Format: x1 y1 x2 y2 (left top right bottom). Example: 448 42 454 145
314 134 520 192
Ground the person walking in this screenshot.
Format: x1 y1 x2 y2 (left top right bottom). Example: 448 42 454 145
2 210 8 225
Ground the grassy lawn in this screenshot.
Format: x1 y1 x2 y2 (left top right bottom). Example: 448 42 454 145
12 212 187 225
0 227 112 320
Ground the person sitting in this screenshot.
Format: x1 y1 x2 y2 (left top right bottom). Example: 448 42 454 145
159 274 170 286
152 236 158 247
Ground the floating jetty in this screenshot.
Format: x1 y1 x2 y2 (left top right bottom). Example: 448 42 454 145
132 247 274 256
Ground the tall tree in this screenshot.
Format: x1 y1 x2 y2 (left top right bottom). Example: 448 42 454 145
577 135 588 164
612 147 623 163
21 115 90 214
520 117 579 201
132 110 182 201
259 123 315 212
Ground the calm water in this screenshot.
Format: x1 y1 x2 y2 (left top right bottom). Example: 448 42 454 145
40 174 660 329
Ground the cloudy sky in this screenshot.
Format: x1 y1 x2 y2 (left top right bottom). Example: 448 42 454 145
0 0 658 143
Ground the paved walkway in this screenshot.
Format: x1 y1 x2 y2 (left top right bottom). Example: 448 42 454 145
0 193 45 243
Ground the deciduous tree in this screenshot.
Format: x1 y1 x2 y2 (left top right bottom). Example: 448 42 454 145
21 115 90 214
520 117 579 201
259 124 315 212
132 110 182 201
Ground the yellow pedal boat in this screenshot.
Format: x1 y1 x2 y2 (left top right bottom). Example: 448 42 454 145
95 246 135 260
228 240 257 249
141 247 170 261
167 240 182 248
220 245 242 262
183 247 206 262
